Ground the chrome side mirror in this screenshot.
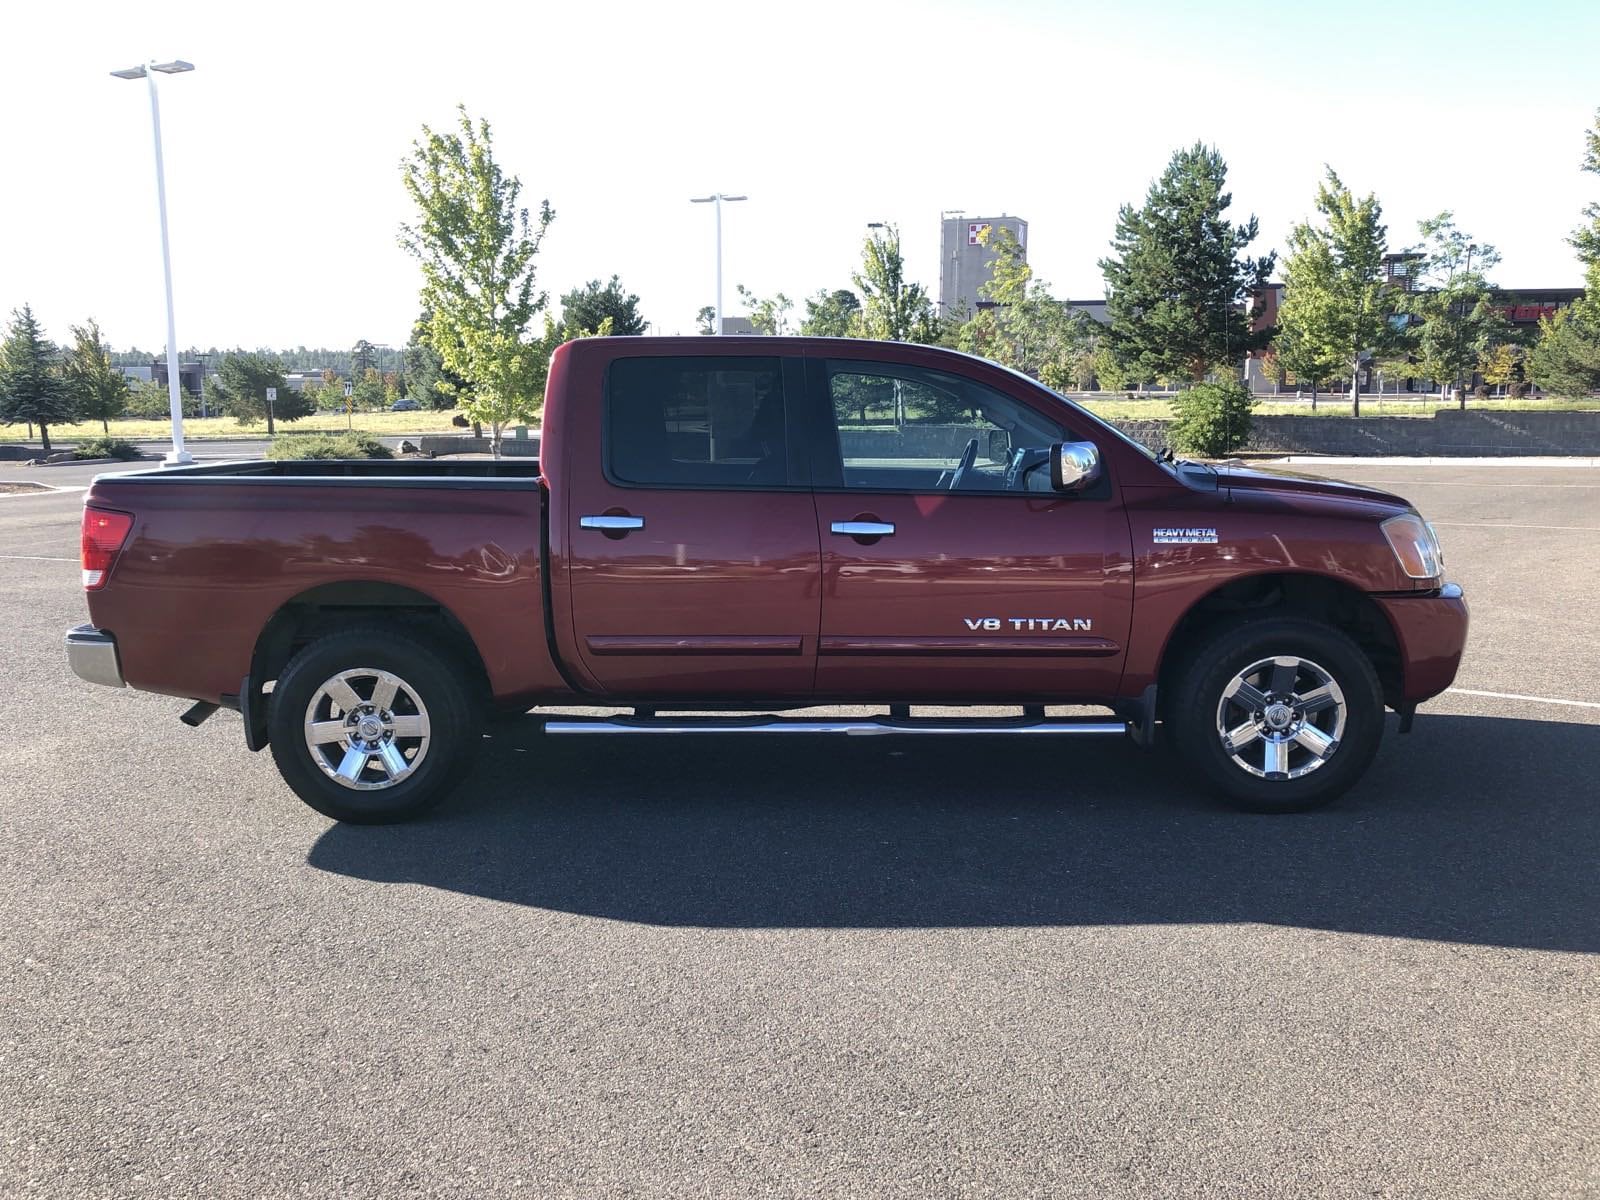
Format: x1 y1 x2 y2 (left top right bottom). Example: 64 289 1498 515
1050 441 1102 492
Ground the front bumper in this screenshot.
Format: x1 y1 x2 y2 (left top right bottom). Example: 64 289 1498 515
1374 582 1468 705
66 624 125 689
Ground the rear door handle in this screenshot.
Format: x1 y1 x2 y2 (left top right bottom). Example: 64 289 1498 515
831 521 895 537
580 514 645 531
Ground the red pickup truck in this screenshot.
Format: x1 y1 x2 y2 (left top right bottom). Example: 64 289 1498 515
66 337 1467 823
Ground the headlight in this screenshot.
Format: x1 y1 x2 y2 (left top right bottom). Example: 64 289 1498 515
1382 513 1444 580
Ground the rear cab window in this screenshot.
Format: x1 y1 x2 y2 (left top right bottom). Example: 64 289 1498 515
606 356 797 488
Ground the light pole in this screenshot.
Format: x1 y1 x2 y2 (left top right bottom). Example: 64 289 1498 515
689 193 746 334
111 59 195 466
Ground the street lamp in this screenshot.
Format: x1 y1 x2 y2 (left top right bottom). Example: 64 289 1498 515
689 193 746 335
111 59 195 466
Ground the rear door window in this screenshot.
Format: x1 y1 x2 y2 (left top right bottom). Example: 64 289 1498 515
607 357 792 488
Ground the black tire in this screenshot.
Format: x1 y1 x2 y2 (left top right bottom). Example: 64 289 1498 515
1167 616 1384 814
267 625 482 823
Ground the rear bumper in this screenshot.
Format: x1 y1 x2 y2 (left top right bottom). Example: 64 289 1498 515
1374 582 1468 705
65 624 125 689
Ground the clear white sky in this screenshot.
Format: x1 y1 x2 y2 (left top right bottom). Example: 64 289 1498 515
3 0 1597 353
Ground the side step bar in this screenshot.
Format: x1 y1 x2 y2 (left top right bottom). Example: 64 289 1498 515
544 716 1128 737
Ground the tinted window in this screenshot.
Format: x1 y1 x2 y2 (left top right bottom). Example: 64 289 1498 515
607 357 789 488
826 361 1068 493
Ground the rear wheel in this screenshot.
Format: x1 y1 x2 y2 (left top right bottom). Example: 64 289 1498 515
1168 616 1384 813
267 626 482 823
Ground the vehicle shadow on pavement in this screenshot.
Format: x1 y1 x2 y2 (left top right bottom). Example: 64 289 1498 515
307 713 1600 951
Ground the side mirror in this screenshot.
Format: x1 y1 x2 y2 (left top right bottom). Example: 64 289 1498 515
1050 442 1102 493
986 428 1011 464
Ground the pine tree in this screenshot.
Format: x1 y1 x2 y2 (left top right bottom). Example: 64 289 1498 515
1099 143 1275 383
0 305 73 451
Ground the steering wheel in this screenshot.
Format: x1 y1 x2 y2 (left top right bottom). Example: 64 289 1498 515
947 437 979 492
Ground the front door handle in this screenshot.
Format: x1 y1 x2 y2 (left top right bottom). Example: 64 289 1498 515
831 521 895 537
580 514 645 531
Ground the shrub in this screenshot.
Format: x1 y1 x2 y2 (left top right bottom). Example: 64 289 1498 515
1168 379 1257 458
73 436 142 461
266 433 393 460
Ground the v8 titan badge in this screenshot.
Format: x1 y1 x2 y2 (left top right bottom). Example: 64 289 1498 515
1153 527 1218 545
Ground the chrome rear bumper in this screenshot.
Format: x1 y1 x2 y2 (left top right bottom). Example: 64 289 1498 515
66 624 125 689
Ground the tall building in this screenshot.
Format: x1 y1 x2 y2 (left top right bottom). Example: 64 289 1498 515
939 213 1028 318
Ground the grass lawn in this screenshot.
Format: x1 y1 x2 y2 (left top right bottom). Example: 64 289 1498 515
0 409 470 443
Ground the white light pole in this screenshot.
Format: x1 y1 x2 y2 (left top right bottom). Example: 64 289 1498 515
689 193 746 334
111 59 195 466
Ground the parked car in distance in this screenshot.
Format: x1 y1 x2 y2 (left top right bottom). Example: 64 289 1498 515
390 398 420 412
66 337 1467 823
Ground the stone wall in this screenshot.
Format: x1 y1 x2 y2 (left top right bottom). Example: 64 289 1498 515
1113 408 1600 457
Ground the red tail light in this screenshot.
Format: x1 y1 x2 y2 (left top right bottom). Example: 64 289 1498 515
81 507 134 590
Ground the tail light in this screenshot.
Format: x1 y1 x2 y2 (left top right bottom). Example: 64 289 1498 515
81 507 134 590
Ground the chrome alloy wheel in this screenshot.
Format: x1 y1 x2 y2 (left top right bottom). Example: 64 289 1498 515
1215 655 1347 781
303 668 431 791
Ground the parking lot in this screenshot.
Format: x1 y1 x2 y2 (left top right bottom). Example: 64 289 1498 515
3 457 1596 1198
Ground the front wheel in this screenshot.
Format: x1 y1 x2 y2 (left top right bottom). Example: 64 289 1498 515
1168 616 1384 813
267 626 482 823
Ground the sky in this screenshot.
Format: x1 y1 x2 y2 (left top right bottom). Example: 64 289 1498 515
3 0 1597 354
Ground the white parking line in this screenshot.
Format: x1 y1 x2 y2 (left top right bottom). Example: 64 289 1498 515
0 554 76 563
0 483 87 497
1430 521 1600 532
1344 480 1600 489
1447 688 1600 711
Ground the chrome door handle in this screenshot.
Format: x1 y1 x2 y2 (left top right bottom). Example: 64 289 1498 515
580 514 645 531
831 521 895 537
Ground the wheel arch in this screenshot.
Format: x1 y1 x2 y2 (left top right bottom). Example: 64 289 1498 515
1155 571 1405 716
245 580 490 750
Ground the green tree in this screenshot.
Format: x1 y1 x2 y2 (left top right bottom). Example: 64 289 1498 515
403 310 470 410
558 276 646 336
1090 345 1134 391
125 378 201 419
400 106 555 453
211 351 308 432
853 224 940 343
695 306 716 336
801 288 862 337
1169 379 1257 457
351 366 387 410
735 285 794 335
1530 109 1600 397
63 319 130 433
960 225 1091 384
351 339 377 378
1398 215 1507 408
1479 340 1531 397
1099 143 1274 384
1275 169 1399 415
0 305 72 451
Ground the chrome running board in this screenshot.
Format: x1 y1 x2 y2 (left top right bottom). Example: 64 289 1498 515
543 716 1128 737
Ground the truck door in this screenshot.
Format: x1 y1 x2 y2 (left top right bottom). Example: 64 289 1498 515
561 353 820 699
807 357 1133 701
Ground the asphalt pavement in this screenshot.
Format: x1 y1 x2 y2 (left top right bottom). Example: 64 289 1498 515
1 459 1596 1198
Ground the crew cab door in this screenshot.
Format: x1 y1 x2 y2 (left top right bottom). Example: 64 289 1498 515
560 352 820 698
807 356 1133 701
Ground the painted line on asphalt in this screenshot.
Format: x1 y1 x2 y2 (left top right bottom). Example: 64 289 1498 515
1430 520 1600 532
1447 688 1600 711
1343 480 1600 488
0 483 87 498
0 554 76 563
1276 456 1600 467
